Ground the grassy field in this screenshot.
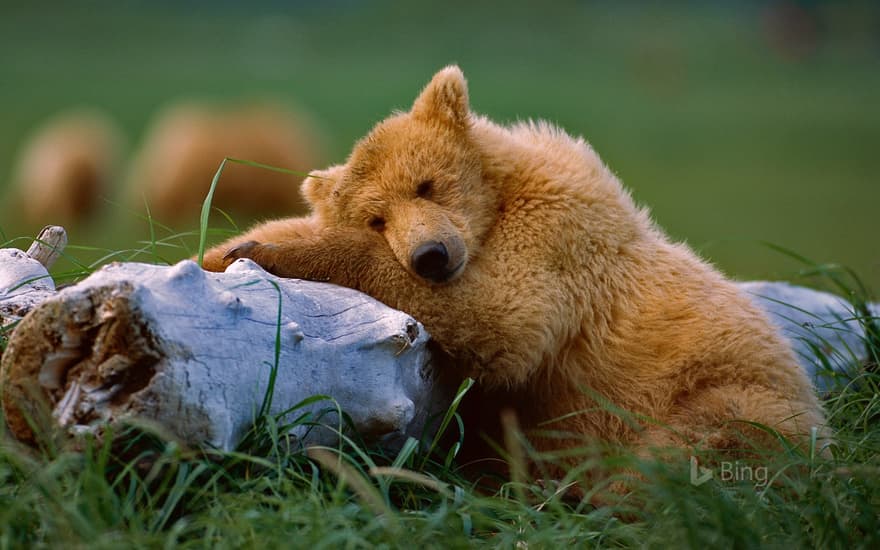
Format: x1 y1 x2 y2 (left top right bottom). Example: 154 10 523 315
1 269 879 547
1 1 878 289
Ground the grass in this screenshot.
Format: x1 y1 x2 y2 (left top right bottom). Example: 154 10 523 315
1 249 878 547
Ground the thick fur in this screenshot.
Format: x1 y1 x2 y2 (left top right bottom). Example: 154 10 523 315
203 67 827 467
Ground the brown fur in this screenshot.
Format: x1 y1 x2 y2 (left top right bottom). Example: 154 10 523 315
10 109 123 227
202 67 827 471
126 101 324 223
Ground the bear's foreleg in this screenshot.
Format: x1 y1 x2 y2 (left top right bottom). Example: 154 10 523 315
201 216 323 274
208 225 570 390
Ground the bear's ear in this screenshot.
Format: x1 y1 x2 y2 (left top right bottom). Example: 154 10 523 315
411 65 470 130
301 164 344 206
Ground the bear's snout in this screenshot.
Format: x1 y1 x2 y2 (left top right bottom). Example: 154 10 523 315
411 241 458 283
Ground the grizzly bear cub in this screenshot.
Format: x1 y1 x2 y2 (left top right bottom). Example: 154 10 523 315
202 66 827 472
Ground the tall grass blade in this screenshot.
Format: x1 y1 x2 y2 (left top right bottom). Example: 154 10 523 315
197 157 227 266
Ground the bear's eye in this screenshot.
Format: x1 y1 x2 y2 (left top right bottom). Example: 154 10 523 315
369 216 386 232
416 179 433 198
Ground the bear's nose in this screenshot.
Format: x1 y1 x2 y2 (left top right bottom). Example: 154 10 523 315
411 241 451 283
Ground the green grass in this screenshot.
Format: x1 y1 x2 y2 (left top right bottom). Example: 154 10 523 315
1 256 878 548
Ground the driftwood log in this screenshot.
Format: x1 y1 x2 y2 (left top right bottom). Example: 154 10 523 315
740 281 879 392
0 228 876 451
2 250 435 451
0 225 66 329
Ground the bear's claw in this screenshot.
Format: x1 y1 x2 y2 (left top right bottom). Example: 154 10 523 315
223 240 262 263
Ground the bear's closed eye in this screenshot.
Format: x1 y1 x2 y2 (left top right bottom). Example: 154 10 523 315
416 180 433 198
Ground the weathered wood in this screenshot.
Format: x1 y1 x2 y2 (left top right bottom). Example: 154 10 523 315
25 225 68 269
739 281 879 392
0 249 56 329
0 226 67 329
1 259 435 451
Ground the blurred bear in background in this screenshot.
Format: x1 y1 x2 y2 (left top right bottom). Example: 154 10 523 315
126 100 325 225
9 109 124 228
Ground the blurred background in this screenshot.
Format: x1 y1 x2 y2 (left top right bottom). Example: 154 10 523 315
1 0 878 289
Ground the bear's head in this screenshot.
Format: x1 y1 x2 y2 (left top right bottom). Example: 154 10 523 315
301 66 496 285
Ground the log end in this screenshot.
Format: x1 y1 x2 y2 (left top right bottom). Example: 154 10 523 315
1 283 165 444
